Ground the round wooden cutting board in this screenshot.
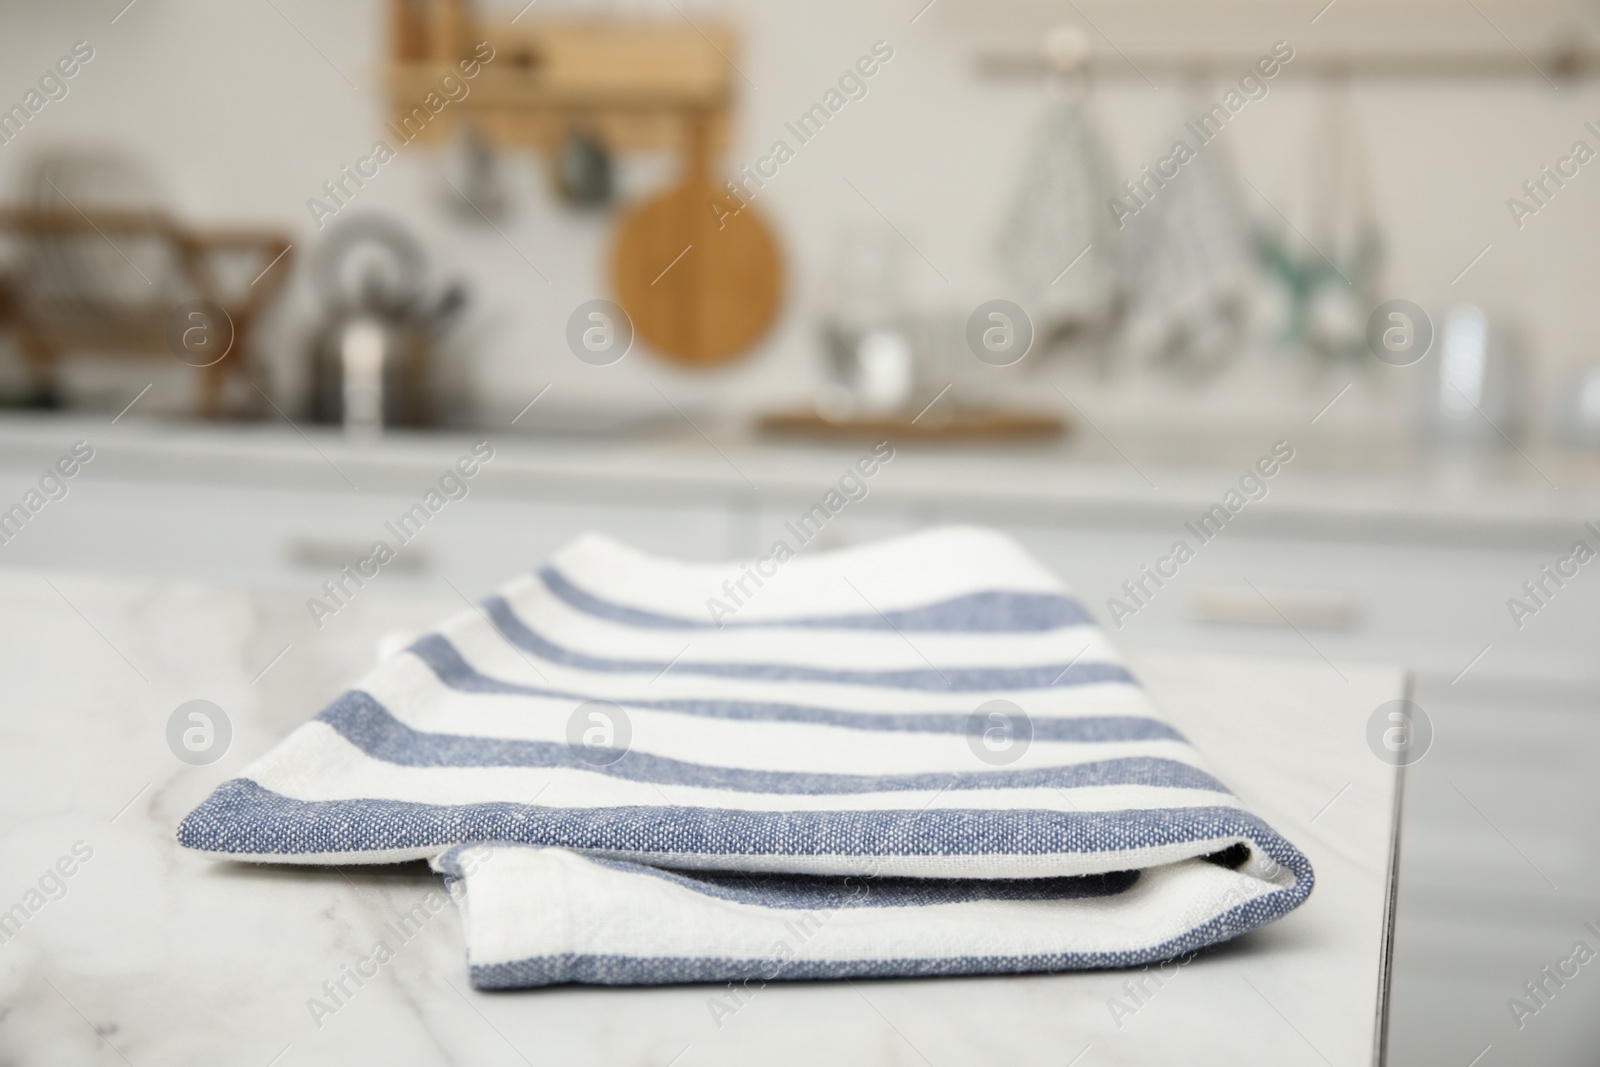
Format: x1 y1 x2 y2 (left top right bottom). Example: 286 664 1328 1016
609 122 782 367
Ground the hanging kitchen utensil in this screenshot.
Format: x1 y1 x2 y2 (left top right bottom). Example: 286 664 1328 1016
556 127 614 207
996 26 1122 359
442 123 510 223
608 116 782 367
1260 76 1382 362
1304 77 1382 362
1120 82 1255 381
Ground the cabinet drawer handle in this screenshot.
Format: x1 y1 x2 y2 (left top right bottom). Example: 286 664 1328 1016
286 538 431 575
1188 585 1362 630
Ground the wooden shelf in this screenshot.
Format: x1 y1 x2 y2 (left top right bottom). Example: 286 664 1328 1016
386 3 736 154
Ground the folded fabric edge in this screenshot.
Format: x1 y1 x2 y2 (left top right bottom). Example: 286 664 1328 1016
433 829 1314 990
462 935 1255 990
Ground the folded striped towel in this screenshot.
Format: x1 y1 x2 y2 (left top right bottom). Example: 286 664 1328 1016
179 526 1313 988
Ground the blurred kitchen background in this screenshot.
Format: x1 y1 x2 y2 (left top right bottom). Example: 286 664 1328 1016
2 0 1599 1063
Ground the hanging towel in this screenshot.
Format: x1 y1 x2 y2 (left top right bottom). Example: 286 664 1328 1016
178 526 1314 988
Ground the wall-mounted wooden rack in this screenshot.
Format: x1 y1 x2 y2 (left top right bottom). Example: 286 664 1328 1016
387 0 735 155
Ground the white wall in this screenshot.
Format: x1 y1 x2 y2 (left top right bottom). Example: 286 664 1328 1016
3 0 1599 438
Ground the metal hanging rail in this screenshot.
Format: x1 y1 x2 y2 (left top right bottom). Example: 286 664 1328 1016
974 45 1600 82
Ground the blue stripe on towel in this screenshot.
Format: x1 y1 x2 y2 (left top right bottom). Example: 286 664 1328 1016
483 596 1135 692
314 691 1229 795
538 566 1097 632
177 779 1279 865
407 635 1178 743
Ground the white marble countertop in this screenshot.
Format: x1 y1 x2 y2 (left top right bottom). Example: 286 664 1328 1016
0 569 1404 1065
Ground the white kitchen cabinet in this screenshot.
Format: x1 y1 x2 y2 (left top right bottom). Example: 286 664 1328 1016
0 477 733 599
1 418 1594 690
1003 524 1597 686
